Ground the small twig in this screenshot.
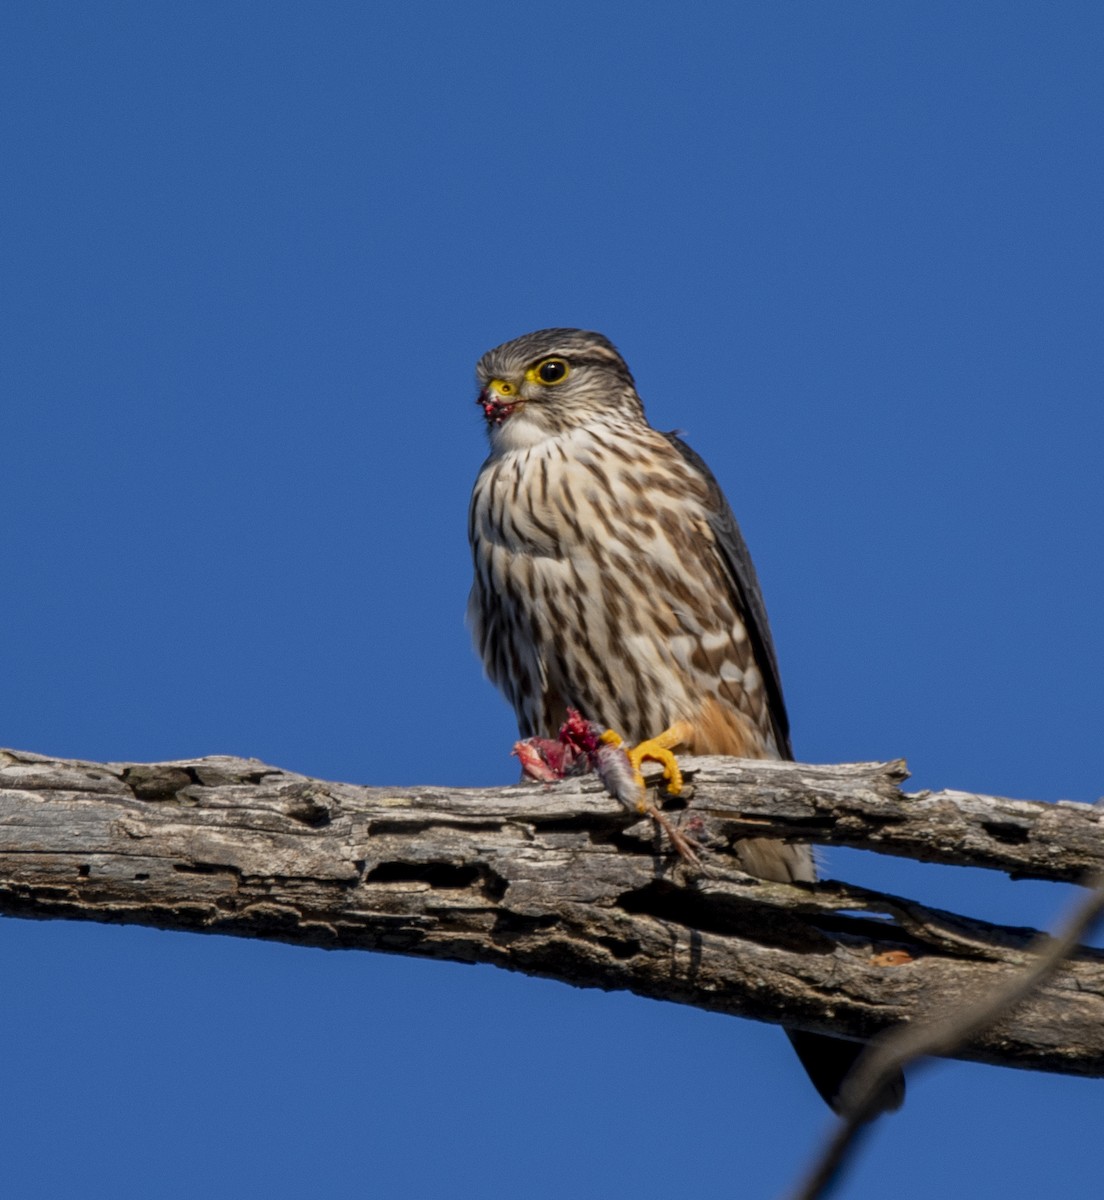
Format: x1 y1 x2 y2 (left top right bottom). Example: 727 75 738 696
786 874 1104 1200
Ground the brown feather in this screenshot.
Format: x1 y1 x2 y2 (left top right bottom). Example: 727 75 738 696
468 328 903 1115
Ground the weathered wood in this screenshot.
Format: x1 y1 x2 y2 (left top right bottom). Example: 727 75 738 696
690 756 1104 883
1 747 1101 1078
790 876 1104 1200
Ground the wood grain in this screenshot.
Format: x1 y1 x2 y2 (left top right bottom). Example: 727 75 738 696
2 747 1101 1077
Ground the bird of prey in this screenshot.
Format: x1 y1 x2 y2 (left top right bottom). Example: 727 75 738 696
467 327 902 1114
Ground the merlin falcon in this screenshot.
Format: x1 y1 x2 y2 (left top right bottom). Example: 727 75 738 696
467 327 903 1114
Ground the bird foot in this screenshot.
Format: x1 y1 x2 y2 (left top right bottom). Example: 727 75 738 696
599 723 700 866
516 714 702 867
602 721 691 800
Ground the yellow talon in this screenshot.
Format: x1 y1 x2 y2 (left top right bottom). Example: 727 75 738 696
602 724 688 799
627 737 683 796
600 725 700 864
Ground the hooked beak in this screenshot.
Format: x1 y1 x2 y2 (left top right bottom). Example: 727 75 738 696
477 378 523 425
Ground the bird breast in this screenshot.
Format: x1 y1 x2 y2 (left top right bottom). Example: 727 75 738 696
469 422 744 739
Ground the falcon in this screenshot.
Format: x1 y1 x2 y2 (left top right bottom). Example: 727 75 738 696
467 327 902 1114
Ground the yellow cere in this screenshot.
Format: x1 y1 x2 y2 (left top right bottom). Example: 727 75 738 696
489 379 516 396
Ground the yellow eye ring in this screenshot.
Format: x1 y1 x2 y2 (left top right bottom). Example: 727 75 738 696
526 357 570 386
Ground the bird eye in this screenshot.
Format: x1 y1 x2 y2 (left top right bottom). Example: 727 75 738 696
533 358 569 385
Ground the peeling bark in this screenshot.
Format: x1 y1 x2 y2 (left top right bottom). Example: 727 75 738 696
1 747 1101 1077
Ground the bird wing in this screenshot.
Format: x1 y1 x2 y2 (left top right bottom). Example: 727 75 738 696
663 432 793 759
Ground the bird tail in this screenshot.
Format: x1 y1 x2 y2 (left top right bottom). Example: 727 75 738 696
785 1029 906 1117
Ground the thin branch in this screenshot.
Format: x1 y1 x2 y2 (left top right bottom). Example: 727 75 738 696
1 747 1102 1078
788 875 1104 1200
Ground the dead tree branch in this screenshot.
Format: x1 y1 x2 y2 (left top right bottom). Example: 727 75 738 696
1 747 1101 1078
789 874 1104 1200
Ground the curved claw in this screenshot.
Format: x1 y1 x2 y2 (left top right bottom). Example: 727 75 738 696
601 722 691 803
626 737 684 797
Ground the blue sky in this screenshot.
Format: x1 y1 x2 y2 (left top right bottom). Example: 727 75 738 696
2 3 1101 1197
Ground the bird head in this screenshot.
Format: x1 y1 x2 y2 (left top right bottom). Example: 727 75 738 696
475 328 644 449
